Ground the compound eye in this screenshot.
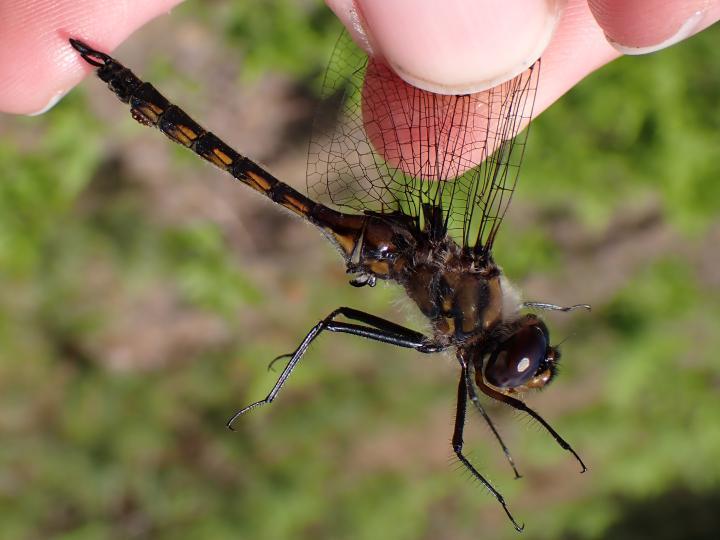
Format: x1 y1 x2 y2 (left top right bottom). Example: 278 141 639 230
484 325 548 388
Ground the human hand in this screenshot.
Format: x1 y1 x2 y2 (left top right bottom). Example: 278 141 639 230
2 0 717 134
325 0 719 177
328 0 720 116
0 0 184 115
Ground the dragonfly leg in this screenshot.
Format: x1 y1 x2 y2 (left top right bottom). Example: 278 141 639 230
453 363 524 532
522 301 591 313
465 368 522 479
229 307 439 429
475 377 587 473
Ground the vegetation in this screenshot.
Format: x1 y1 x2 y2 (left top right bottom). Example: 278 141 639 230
1 2 718 538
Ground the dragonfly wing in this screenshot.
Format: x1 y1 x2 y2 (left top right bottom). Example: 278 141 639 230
307 31 540 254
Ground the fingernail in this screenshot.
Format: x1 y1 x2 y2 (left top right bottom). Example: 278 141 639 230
27 90 67 116
325 0 374 55
357 0 565 94
606 4 708 55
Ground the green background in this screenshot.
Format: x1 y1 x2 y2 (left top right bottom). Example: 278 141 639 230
1 2 719 539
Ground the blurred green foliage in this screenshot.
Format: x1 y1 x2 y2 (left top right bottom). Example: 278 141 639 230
199 0 341 85
1 1 719 539
524 34 720 233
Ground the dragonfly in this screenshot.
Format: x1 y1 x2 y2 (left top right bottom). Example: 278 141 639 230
70 33 590 531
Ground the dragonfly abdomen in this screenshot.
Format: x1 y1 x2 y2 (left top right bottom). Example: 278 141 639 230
101 68 322 220
70 39 378 263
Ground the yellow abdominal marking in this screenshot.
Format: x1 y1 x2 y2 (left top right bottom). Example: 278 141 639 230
138 105 161 122
327 230 356 256
282 195 310 215
213 149 233 166
247 171 272 192
178 125 199 141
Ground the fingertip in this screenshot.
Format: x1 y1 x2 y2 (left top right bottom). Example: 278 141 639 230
26 90 69 117
530 0 619 117
588 0 720 55
330 0 565 94
325 0 374 56
0 0 184 115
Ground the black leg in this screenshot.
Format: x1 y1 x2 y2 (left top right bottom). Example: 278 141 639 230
522 301 591 313
228 307 440 429
465 368 522 479
453 365 524 532
265 306 442 371
475 377 587 473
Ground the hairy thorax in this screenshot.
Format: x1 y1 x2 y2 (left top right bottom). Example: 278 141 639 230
345 214 512 347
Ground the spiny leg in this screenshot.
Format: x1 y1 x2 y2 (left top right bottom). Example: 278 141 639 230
465 368 522 479
453 364 524 532
266 306 442 371
228 307 439 429
475 377 586 473
320 307 438 345
522 302 591 313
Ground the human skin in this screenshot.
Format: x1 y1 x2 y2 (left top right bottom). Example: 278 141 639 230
1 0 718 169
328 0 719 134
2 0 718 115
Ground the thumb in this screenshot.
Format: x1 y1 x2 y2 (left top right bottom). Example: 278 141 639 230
326 0 564 94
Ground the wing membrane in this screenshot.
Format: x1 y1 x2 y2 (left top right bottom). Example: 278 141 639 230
307 32 540 254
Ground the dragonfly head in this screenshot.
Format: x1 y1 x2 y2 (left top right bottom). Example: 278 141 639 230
479 314 560 392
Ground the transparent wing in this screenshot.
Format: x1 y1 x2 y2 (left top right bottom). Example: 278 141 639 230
307 32 540 254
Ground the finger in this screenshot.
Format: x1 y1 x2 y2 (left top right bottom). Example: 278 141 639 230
533 0 619 116
327 0 566 94
0 0 184 115
360 0 619 178
588 0 720 55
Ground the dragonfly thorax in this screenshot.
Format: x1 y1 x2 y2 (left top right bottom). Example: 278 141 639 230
342 213 525 348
